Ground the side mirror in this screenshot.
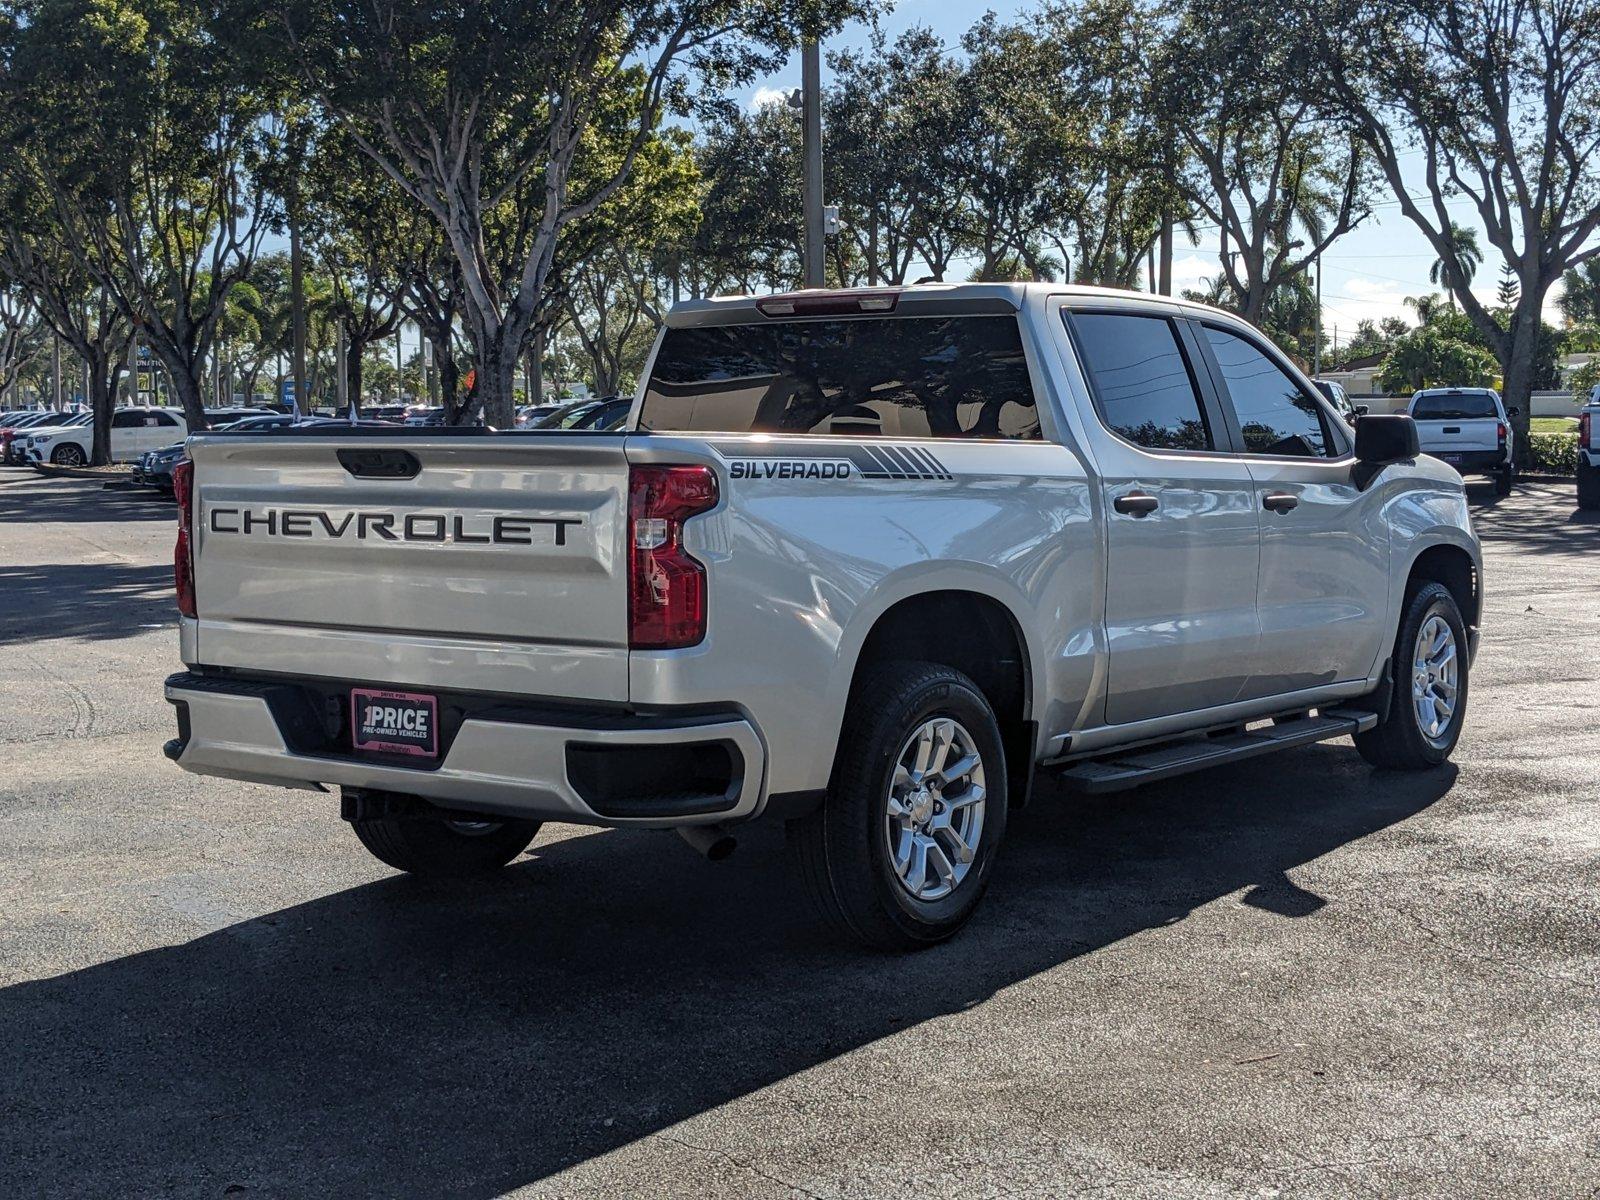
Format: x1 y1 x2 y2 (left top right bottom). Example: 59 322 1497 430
1353 404 1369 417
1353 414 1420 489
1505 405 1520 417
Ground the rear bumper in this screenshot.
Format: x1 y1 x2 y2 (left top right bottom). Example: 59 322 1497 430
1426 448 1508 475
164 671 767 827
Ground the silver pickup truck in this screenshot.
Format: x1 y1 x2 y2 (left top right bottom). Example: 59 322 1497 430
164 284 1482 949
1407 386 1518 494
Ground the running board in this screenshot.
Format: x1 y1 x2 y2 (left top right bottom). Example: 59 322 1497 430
1053 709 1379 795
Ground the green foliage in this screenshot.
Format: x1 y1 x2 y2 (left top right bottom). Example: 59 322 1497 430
1525 432 1578 476
1376 326 1498 392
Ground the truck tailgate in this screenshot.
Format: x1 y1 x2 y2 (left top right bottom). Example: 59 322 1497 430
1414 417 1499 452
186 432 631 701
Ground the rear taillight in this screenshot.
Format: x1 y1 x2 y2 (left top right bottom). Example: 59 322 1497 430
1497 420 1507 448
172 458 196 618
1582 411 1592 449
628 464 718 649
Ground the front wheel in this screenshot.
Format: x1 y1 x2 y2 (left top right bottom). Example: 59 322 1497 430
352 810 540 877
788 661 1008 951
1354 581 1469 769
51 442 87 467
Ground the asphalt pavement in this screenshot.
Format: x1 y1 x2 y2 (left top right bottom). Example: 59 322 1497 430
1 468 1596 1198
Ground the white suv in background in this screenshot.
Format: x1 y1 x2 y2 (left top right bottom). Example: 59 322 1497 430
24 407 188 467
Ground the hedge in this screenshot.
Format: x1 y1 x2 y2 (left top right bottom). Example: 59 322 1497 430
1525 432 1578 475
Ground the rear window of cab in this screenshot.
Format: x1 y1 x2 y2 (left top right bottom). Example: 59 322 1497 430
639 316 1040 440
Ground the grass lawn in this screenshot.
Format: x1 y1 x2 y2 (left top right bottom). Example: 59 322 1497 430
1531 417 1579 433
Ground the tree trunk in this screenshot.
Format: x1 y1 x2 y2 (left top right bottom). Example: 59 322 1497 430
475 334 518 428
88 356 119 467
1499 305 1541 468
165 368 208 431
347 336 367 409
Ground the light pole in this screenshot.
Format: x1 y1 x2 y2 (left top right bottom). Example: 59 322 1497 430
801 38 824 288
1313 252 1323 378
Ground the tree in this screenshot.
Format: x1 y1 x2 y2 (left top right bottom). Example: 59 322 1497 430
1308 0 1600 460
1377 325 1498 392
0 288 45 403
257 0 873 430
1155 0 1370 324
1428 222 1483 302
1559 259 1600 328
0 236 130 463
0 0 281 430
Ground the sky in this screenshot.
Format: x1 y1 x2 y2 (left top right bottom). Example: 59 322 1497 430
740 0 1561 357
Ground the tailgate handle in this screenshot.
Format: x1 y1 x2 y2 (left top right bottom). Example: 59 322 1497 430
1442 426 1461 434
337 449 420 479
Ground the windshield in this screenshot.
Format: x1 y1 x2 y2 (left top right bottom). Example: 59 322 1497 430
1412 392 1498 420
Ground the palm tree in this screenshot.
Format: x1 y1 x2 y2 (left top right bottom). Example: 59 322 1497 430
1429 223 1483 309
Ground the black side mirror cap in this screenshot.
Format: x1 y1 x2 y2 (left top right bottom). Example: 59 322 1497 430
1352 414 1420 489
1353 404 1369 416
1505 405 1520 417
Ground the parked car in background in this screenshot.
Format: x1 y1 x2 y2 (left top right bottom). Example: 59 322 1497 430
517 404 562 428
2 411 80 464
1578 387 1599 509
1407 387 1517 495
363 405 410 422
1313 379 1366 423
134 415 397 490
531 396 629 431
24 407 187 467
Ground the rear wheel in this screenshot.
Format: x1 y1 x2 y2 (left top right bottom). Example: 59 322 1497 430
1354 581 1469 769
1493 465 1514 496
1578 458 1600 510
788 661 1008 951
51 442 87 467
352 812 540 877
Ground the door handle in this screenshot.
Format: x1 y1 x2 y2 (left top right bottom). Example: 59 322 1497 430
1112 491 1159 517
1262 492 1299 514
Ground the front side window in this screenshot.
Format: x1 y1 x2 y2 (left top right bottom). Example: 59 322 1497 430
1203 326 1331 457
1070 312 1213 451
640 315 1039 439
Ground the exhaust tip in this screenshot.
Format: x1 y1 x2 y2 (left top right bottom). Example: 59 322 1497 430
675 824 738 861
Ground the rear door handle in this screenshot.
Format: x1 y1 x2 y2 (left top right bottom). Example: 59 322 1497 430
1262 492 1299 513
1112 491 1159 517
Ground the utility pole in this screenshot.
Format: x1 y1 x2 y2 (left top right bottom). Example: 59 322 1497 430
51 334 61 409
801 37 825 289
395 323 404 404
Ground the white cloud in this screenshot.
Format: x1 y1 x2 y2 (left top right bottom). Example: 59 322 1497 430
1170 253 1215 290
750 85 792 110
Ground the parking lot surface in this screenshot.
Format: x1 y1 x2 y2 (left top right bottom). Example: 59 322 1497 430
1 468 1596 1198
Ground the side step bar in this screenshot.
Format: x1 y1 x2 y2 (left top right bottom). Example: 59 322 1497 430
1053 709 1379 795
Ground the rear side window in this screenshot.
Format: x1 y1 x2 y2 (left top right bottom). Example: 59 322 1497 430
1070 312 1213 451
1412 392 1498 420
1203 326 1331 457
639 316 1039 439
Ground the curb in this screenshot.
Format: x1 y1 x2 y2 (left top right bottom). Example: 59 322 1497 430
32 464 133 482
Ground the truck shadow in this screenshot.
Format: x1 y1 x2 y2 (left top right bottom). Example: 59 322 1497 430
0 748 1455 1197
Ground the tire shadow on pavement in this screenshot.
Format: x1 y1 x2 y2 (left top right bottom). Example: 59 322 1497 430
0 748 1457 1197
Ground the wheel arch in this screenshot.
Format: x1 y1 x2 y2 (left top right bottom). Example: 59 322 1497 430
835 583 1038 808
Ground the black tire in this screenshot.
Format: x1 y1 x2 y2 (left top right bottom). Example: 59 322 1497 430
51 442 87 467
1578 458 1600 510
1493 466 1513 496
1355 581 1469 770
788 661 1009 951
352 812 540 877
